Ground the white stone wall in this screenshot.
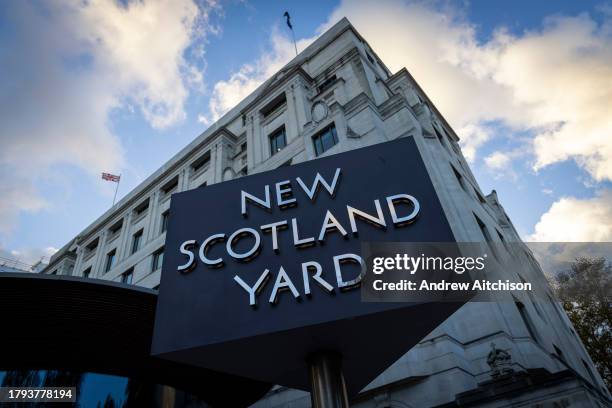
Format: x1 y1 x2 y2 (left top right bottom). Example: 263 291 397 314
42 18 609 407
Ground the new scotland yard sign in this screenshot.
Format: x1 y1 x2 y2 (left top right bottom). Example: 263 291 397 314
152 137 464 396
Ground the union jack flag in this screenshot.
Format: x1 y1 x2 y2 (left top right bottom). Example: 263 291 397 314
102 172 120 182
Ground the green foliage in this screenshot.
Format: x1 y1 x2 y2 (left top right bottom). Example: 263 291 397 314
555 257 611 391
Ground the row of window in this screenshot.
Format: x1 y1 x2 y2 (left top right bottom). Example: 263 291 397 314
93 211 169 260
473 201 602 387
269 123 339 158
83 245 164 283
82 149 211 256
81 209 170 281
116 246 164 284
434 123 483 205
515 296 600 387
78 146 212 277
104 214 168 274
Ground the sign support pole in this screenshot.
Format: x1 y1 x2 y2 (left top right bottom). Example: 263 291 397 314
308 352 349 408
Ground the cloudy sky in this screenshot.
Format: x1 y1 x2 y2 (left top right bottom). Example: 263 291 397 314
0 0 611 266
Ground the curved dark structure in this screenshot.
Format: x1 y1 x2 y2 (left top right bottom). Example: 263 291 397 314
0 272 271 407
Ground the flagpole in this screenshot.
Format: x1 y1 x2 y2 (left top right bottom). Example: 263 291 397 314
291 28 298 56
112 174 121 206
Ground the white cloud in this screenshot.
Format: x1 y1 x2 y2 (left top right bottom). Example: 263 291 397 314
0 0 218 237
197 114 211 126
321 0 612 181
485 151 512 170
458 124 492 163
483 148 526 179
527 190 612 242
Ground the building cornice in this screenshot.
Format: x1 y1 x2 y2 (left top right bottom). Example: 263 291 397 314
387 68 460 142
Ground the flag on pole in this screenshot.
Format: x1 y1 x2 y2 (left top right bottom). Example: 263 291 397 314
284 11 298 56
102 172 120 182
102 172 122 206
283 11 293 29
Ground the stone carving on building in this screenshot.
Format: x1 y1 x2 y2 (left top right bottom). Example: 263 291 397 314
487 342 515 378
311 101 329 124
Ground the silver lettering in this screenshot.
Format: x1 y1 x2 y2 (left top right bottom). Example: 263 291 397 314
234 269 270 307
269 266 301 304
296 168 342 201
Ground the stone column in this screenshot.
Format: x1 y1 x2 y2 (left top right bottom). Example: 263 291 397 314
209 141 220 184
246 115 256 171
287 82 301 141
145 192 159 242
253 113 263 166
93 231 108 277
73 246 84 276
215 142 224 183
179 168 189 191
117 213 132 260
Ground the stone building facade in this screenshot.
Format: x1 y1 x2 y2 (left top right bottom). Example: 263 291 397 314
43 18 610 407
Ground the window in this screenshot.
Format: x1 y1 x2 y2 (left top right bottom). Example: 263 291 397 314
515 299 539 343
434 127 449 151
269 126 287 156
240 142 247 153
519 274 545 321
449 139 462 156
161 211 170 233
161 176 178 196
474 213 492 243
134 199 149 216
475 188 487 204
152 247 165 272
121 268 133 284
105 249 117 273
553 344 566 363
191 151 210 173
109 219 123 236
365 51 375 65
317 75 337 94
475 213 499 259
82 267 91 279
496 229 509 251
313 124 338 156
260 93 287 119
452 165 467 192
85 238 99 254
131 229 143 254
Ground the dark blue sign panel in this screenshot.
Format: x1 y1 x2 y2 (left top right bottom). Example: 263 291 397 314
152 137 462 395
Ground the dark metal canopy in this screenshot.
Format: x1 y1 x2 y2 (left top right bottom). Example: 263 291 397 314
0 272 271 407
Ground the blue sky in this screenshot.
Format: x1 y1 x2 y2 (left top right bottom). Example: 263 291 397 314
0 0 610 265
